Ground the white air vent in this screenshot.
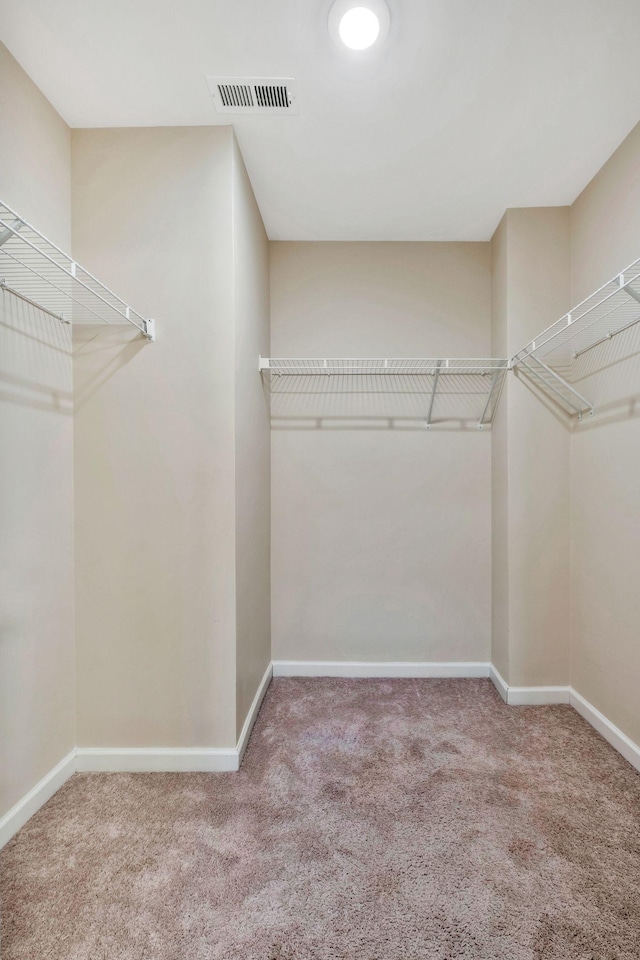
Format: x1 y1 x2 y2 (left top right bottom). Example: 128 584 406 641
207 77 298 115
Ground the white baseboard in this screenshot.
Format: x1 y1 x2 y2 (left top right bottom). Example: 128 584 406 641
76 662 273 775
508 685 571 705
272 660 491 678
570 688 640 775
75 746 238 773
489 664 509 702
2 667 273 847
237 662 273 763
4 666 639 851
0 750 76 849
489 665 570 705
489 670 640 771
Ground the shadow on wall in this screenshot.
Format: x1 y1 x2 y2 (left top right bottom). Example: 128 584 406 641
0 295 148 414
72 325 147 409
0 290 76 814
264 372 500 432
0 293 72 414
571 392 640 432
572 325 640 431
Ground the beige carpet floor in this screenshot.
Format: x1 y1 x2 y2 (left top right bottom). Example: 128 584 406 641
2 678 640 959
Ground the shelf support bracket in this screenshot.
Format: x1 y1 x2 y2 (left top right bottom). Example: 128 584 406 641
143 318 156 341
478 369 502 429
620 273 640 305
425 359 441 429
0 218 23 247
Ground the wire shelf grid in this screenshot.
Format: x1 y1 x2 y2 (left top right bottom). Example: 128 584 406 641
511 256 640 417
261 357 506 376
512 258 640 368
0 199 154 339
260 357 508 427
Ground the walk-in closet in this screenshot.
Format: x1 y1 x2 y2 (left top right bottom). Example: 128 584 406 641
1 3 640 957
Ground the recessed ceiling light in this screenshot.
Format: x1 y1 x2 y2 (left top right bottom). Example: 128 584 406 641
339 7 380 50
328 0 391 53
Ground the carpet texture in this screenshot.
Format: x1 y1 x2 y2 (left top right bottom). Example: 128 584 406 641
2 678 640 959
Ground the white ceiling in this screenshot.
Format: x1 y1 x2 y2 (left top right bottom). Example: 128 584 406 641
2 0 640 240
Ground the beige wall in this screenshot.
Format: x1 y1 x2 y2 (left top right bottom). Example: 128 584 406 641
72 127 238 748
232 136 271 737
0 43 74 819
490 208 571 687
270 242 492 663
570 120 640 744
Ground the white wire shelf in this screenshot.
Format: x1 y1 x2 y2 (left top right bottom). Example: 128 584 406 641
259 357 508 428
0 199 155 340
511 257 640 417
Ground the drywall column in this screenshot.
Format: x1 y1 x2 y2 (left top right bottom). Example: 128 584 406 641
490 217 510 681
72 127 239 751
231 136 271 739
72 127 270 754
569 120 640 745
491 208 571 688
0 43 74 824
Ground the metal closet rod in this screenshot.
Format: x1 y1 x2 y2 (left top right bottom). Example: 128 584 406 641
573 293 640 358
267 369 498 376
513 265 640 364
0 280 70 324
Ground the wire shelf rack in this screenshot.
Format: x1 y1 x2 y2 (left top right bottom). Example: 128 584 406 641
0 199 155 340
259 357 508 428
511 257 640 417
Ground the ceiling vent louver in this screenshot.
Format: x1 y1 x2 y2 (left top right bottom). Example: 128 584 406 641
207 77 298 115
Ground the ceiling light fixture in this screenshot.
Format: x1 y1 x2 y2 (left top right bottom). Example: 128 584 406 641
329 0 390 52
339 7 379 49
